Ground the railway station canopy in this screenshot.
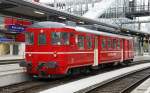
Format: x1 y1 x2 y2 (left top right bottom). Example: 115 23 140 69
0 0 150 36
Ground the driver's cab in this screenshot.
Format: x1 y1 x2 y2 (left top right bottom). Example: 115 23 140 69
25 21 74 52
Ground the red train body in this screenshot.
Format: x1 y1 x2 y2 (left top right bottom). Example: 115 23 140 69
20 22 134 77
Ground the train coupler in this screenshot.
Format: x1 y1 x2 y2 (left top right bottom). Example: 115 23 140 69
19 61 31 67
46 62 58 68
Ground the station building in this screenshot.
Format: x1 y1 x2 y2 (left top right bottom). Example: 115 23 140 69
0 12 33 59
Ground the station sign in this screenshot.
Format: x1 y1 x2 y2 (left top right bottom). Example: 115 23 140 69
7 24 26 33
0 37 14 42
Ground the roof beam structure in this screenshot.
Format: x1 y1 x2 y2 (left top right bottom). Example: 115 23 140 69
121 20 150 24
0 0 149 36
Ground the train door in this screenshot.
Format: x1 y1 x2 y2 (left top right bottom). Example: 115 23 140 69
123 39 129 61
123 39 126 60
93 36 98 66
120 39 124 62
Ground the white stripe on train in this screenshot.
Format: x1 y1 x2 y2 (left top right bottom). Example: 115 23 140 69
25 51 133 54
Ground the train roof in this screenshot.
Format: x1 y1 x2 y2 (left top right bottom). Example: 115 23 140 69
29 21 66 28
75 27 133 40
30 21 133 40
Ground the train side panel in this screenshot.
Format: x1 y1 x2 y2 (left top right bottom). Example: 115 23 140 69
67 32 95 69
99 36 123 64
123 39 134 61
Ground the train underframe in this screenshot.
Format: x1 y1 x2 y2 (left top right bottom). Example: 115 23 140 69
20 58 134 78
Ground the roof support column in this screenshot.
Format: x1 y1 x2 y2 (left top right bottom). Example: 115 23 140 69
148 37 150 55
138 23 141 31
46 15 50 21
137 36 140 56
9 44 13 56
137 36 143 56
139 36 144 56
134 36 139 56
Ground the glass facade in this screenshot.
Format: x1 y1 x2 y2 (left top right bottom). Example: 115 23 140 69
41 0 150 55
42 0 149 32
42 0 138 30
42 0 101 16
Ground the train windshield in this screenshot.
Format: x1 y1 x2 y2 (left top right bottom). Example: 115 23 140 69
26 32 34 45
38 33 46 45
51 32 69 45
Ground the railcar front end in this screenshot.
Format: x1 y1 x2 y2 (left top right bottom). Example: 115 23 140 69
20 22 76 77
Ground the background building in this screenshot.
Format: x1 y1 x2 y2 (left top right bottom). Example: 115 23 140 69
41 0 150 55
0 15 32 58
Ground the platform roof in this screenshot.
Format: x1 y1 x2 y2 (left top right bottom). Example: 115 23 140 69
0 0 150 36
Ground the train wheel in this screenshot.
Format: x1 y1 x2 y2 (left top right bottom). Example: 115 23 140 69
80 67 91 75
106 63 114 67
66 69 72 76
130 59 133 63
123 60 131 66
91 66 99 70
67 68 81 76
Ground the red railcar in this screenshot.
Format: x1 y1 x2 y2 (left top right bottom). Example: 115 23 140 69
20 22 134 77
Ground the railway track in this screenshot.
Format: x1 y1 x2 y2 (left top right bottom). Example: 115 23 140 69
0 75 92 93
85 67 150 93
0 60 150 93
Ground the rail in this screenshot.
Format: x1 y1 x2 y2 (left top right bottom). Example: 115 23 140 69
82 65 150 93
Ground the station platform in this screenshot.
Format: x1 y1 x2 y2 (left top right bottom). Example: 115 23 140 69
0 55 27 87
0 55 24 61
0 55 150 87
40 62 150 93
134 55 150 61
131 78 150 93
0 64 30 87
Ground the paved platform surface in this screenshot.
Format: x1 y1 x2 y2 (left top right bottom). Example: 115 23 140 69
0 64 30 87
0 55 24 61
134 55 150 61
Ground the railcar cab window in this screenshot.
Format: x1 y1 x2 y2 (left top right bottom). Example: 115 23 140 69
86 36 92 49
113 39 117 48
38 33 46 45
102 38 106 48
117 40 121 48
51 32 69 45
26 32 34 45
108 39 111 48
77 35 84 49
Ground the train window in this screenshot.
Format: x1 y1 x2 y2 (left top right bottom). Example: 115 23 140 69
102 38 106 48
38 33 46 45
118 40 121 48
108 39 111 48
129 41 133 49
78 35 84 49
26 32 34 45
86 36 92 49
113 39 117 48
51 32 69 45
